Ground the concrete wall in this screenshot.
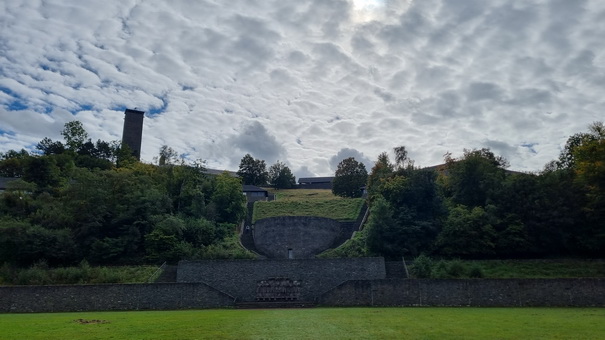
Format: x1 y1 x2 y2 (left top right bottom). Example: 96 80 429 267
319 278 605 307
253 217 342 259
177 258 386 301
0 283 234 313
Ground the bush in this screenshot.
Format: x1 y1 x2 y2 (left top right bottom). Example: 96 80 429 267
468 264 485 278
446 259 466 278
411 255 434 278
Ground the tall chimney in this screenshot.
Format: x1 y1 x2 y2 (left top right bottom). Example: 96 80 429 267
122 109 145 160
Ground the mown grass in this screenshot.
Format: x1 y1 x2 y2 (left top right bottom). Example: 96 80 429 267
0 262 158 285
269 189 344 201
0 307 603 340
253 198 364 222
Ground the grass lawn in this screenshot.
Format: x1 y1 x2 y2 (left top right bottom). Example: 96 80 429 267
253 189 364 222
1 307 603 339
268 188 344 201
253 198 364 222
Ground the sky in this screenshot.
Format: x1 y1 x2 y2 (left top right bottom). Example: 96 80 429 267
1 0 604 177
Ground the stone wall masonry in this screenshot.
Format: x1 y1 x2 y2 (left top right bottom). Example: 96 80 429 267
253 216 342 259
0 282 234 313
177 258 386 302
318 278 605 307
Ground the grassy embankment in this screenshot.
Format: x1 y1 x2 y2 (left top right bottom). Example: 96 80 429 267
475 259 605 278
252 189 364 223
1 307 603 340
0 262 157 285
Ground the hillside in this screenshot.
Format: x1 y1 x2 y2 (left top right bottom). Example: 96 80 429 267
252 189 364 222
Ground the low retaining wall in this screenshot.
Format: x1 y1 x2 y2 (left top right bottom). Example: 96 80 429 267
177 258 386 301
2 277 604 313
319 278 605 307
0 282 234 313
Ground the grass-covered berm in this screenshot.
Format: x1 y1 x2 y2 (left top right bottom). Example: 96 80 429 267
0 308 603 340
252 189 364 222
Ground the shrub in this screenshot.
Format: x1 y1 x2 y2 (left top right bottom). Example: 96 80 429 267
411 254 434 278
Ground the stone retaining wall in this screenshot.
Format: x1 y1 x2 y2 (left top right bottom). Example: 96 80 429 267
253 216 342 258
319 278 605 307
0 282 234 313
177 258 386 301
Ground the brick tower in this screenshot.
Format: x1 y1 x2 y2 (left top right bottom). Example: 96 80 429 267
121 108 145 160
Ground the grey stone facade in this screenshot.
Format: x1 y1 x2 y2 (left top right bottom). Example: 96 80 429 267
0 282 234 313
177 258 386 301
319 278 605 307
253 216 342 259
2 259 604 312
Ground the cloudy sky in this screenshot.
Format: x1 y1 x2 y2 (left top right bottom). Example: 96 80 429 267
1 0 604 177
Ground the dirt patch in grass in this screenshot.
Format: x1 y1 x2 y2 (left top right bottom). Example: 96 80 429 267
73 319 110 324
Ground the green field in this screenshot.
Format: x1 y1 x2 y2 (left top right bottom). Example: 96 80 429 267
0 307 603 339
253 189 364 222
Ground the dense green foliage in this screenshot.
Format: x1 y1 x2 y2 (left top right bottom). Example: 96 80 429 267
236 154 268 186
0 261 157 285
0 122 251 267
329 123 605 259
268 161 296 189
332 157 368 198
1 308 604 340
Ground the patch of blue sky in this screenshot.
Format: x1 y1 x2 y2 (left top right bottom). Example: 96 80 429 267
0 129 15 136
1 86 28 111
521 143 538 154
147 97 167 117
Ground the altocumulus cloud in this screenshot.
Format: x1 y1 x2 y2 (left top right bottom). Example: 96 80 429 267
1 0 604 175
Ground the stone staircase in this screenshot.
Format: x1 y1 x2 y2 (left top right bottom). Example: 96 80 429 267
240 202 267 257
235 301 316 309
329 203 368 249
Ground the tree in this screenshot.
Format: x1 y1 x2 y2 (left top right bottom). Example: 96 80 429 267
211 172 247 224
572 121 605 255
268 161 296 189
61 121 88 152
365 197 401 257
436 205 497 258
442 148 507 207
556 122 603 169
332 157 368 198
157 145 179 166
237 154 268 186
36 137 65 155
394 145 414 170
366 152 394 203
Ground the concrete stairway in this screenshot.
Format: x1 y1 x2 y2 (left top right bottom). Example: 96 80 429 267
329 203 368 249
240 202 267 257
235 301 316 309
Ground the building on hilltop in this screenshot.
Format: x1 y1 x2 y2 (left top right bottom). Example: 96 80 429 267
121 108 145 160
297 177 334 190
242 185 270 202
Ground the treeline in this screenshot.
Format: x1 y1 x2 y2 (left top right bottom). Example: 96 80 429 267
355 122 605 259
0 122 251 267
